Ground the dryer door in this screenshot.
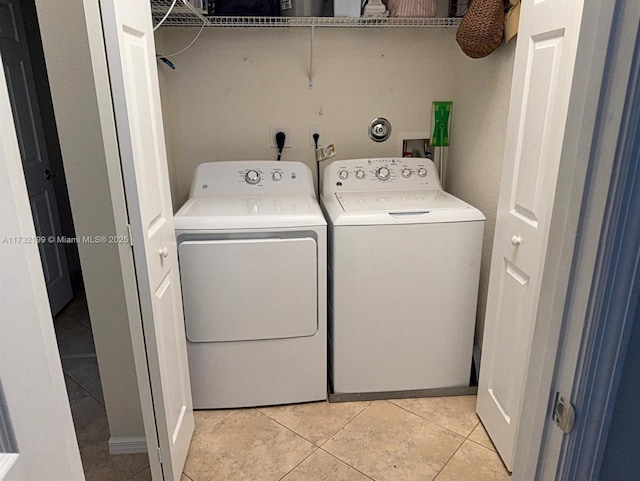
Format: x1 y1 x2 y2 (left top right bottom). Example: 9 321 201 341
179 237 318 342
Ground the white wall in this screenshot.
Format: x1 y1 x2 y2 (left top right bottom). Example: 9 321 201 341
449 41 517 349
157 27 461 206
157 26 516 352
35 0 145 440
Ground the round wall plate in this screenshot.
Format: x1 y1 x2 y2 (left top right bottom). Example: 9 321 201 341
369 117 392 142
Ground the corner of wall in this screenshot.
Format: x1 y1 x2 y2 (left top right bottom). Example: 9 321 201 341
34 0 145 439
448 40 517 348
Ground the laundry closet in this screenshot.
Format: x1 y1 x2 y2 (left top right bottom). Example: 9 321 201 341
33 0 592 477
152 0 516 352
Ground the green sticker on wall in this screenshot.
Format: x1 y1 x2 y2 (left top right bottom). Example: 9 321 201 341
432 101 452 147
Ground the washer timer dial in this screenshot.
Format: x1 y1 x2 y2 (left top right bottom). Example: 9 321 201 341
376 167 390 181
245 169 261 184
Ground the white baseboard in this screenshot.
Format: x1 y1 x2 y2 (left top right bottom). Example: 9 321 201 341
108 436 147 455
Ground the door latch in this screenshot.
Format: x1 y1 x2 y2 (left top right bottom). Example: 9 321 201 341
553 393 575 433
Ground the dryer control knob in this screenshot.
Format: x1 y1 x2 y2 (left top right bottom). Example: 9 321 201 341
338 170 349 180
245 170 261 184
402 168 412 178
272 171 282 181
376 167 390 180
355 170 365 180
417 167 428 177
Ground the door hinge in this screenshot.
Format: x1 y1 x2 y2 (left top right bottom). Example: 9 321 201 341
553 392 576 433
157 446 162 464
127 224 133 247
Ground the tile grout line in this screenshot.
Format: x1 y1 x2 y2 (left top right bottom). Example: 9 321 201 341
256 400 373 449
122 464 151 481
253 409 319 445
464 418 501 453
317 446 376 481
466 436 499 453
387 399 479 440
261 402 375 481
316 400 373 448
63 371 105 408
276 445 321 481
431 434 468 481
316 401 381 480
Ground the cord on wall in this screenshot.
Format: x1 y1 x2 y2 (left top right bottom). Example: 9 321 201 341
276 131 286 161
313 133 320 196
156 17 207 65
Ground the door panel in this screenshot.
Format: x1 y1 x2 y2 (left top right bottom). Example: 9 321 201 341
179 238 318 342
99 1 194 480
512 32 565 228
30 190 64 283
0 0 71 315
477 0 585 471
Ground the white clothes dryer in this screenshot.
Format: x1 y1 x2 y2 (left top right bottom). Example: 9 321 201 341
175 161 327 409
321 158 484 399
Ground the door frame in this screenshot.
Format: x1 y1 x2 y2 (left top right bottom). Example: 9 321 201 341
546 0 640 478
0 45 84 481
514 0 639 478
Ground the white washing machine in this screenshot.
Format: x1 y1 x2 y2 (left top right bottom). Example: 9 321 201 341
321 157 485 397
174 161 327 409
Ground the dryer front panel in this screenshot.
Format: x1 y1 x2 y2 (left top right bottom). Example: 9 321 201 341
179 237 318 342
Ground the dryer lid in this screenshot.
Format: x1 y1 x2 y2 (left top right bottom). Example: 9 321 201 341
174 194 326 230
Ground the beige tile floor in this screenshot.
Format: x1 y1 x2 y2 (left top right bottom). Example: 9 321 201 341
55 293 510 481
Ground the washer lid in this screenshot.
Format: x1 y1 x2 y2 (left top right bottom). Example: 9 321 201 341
174 194 326 230
323 189 485 225
336 190 465 213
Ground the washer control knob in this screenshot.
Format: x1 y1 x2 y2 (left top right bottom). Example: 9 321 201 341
272 171 282 181
417 167 428 177
402 168 412 178
376 167 390 180
355 170 365 180
338 170 349 180
245 170 261 184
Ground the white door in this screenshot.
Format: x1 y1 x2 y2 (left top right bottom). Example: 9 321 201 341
0 48 84 481
0 0 72 315
98 1 194 480
476 0 586 471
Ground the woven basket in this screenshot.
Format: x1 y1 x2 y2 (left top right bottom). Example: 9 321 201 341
456 0 505 59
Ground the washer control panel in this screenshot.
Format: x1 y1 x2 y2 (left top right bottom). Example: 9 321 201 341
190 161 314 196
324 158 440 193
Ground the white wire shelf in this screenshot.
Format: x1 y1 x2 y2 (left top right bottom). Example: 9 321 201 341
205 16 461 28
151 1 461 28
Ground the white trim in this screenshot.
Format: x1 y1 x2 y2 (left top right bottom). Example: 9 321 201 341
108 436 148 455
0 454 19 480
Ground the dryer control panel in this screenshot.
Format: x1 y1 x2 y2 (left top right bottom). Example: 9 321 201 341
189 161 315 197
323 158 441 194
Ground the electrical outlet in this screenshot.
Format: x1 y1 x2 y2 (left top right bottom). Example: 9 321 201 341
270 127 292 148
309 125 322 147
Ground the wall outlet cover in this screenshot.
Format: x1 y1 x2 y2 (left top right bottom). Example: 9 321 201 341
270 127 292 148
